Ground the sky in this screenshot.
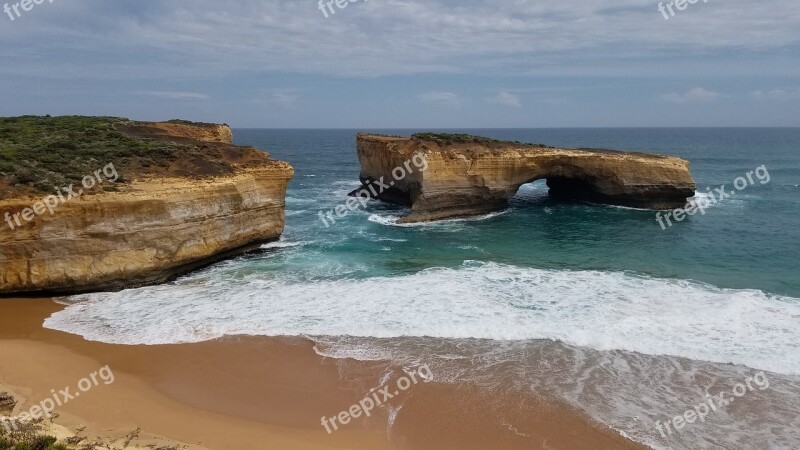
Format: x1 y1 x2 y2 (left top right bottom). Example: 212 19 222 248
0 0 799 128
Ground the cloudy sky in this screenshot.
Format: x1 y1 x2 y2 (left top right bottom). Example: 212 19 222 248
1 0 798 127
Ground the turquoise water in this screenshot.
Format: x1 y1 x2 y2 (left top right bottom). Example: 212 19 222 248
45 128 800 449
235 128 800 296
47 128 800 356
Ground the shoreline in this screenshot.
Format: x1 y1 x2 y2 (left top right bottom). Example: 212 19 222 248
0 298 648 449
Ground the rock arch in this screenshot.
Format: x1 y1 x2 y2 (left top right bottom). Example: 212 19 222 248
355 133 696 223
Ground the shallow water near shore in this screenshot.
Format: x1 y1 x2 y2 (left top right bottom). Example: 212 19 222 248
45 128 800 449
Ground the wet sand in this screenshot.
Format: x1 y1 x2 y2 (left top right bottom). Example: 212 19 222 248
0 298 647 449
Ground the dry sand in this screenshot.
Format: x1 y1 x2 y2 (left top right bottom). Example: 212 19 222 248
0 298 647 450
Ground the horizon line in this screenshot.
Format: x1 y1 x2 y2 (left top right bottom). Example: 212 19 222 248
231 126 800 130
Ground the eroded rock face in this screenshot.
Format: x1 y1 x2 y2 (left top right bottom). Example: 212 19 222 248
116 120 234 144
0 122 293 295
356 134 696 223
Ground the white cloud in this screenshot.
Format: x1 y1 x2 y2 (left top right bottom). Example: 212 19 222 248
2 1 799 126
661 87 720 104
138 91 210 100
5 0 800 79
488 91 522 107
418 91 460 106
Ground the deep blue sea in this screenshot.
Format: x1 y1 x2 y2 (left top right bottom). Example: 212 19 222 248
46 128 800 450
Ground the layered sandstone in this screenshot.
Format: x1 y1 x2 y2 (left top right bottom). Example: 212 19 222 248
116 120 234 144
0 120 293 295
355 133 696 223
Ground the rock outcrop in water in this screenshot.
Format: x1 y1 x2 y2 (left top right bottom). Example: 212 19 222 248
356 133 696 223
0 117 293 295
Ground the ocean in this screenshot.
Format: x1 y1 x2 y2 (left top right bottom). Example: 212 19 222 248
44 128 800 449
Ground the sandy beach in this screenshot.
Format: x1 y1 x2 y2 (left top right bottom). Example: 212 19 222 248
0 298 646 450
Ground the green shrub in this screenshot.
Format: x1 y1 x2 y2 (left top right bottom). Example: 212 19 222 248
0 426 68 450
411 133 553 148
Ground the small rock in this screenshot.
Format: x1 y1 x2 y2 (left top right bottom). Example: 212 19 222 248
0 392 16 415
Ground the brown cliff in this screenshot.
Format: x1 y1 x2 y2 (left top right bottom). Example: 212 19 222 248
0 117 293 294
355 133 696 223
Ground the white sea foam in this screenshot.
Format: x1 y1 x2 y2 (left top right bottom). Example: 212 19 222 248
44 262 800 374
602 204 653 211
376 237 408 242
260 240 305 249
367 213 403 226
367 210 508 227
689 190 721 209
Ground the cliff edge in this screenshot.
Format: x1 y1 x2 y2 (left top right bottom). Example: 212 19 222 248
0 116 293 295
355 133 696 223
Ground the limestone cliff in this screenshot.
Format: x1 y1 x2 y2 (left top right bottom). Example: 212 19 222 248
355 133 696 223
0 118 293 295
116 119 234 144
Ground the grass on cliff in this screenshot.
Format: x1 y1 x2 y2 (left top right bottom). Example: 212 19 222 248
0 420 69 450
0 116 173 194
164 119 228 127
411 133 553 148
0 116 239 199
0 435 68 450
